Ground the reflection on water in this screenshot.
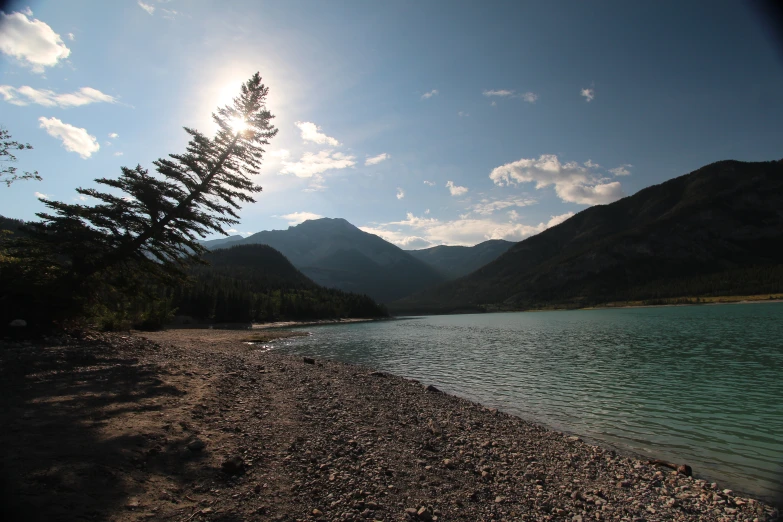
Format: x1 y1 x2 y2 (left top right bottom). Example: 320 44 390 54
275 303 783 502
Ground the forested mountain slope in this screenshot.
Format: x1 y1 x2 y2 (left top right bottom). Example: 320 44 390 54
406 239 515 279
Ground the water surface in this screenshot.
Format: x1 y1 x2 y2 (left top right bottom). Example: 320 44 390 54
274 303 783 501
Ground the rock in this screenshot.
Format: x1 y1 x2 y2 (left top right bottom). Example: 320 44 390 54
405 507 419 517
8 319 26 327
187 439 206 451
369 371 386 377
428 418 442 436
312 508 323 516
417 507 433 521
221 456 245 475
425 384 440 393
303 357 315 364
677 464 693 476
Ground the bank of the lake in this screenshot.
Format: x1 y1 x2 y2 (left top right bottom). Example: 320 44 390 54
1 329 778 521
279 303 783 506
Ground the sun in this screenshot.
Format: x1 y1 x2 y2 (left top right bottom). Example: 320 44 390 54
228 116 248 134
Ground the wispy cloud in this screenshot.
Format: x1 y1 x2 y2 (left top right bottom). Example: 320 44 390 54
0 85 117 107
38 117 100 159
280 150 355 178
67 32 75 41
108 132 119 138
295 121 341 147
609 164 632 176
483 89 515 97
421 89 439 100
446 180 468 196
396 187 405 200
521 92 538 103
365 152 389 166
469 196 537 216
138 1 155 15
114 152 123 156
278 211 323 226
0 11 71 72
423 180 436 186
490 154 625 205
34 191 51 200
581 87 595 102
362 211 576 248
458 111 469 117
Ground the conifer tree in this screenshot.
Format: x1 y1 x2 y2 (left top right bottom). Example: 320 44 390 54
28 73 277 286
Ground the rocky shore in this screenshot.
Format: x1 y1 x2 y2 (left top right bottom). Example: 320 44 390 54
0 329 778 521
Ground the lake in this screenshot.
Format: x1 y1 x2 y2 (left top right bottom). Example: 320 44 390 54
272 303 783 502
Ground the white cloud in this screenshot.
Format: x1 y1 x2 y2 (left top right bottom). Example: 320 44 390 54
294 121 340 147
0 11 71 72
38 117 100 159
138 1 155 15
278 211 323 226
363 211 576 247
365 153 389 166
0 85 116 107
396 187 405 200
609 164 632 176
521 92 538 103
458 111 469 117
424 209 430 215
446 180 468 196
583 159 600 169
483 89 515 97
108 132 119 138
490 101 497 107
34 191 51 200
581 88 595 102
67 32 75 41
114 152 123 156
508 210 519 221
469 196 537 216
489 154 625 205
280 150 355 178
423 180 436 186
269 149 291 159
421 89 439 100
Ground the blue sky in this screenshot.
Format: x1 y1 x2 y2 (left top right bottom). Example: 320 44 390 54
1 1 781 248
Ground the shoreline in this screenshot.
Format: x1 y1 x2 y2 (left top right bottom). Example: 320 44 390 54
1 329 778 521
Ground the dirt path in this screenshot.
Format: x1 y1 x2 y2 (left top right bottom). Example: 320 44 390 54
1 329 778 521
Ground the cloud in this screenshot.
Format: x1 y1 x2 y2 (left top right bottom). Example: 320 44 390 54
446 180 468 196
138 1 155 14
396 187 405 200
469 196 537 216
421 89 439 100
609 164 632 176
38 117 100 159
0 85 117 107
67 32 74 41
521 92 538 103
489 154 625 205
0 11 71 72
108 132 119 138
508 210 519 221
269 149 291 159
278 211 323 226
458 111 469 117
490 101 497 107
583 159 600 169
365 153 389 166
295 121 340 147
423 180 436 187
363 211 576 247
424 209 430 214
581 88 595 102
483 89 515 97
34 191 51 200
114 152 123 156
280 150 355 178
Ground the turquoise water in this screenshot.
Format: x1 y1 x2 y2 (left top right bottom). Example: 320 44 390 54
274 303 783 502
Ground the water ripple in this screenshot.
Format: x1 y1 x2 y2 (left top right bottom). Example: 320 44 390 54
277 303 783 502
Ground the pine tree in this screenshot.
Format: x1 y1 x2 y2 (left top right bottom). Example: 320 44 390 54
30 73 276 285
1 127 41 187
3 73 277 325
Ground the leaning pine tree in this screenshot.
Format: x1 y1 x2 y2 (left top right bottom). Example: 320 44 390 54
10 73 277 325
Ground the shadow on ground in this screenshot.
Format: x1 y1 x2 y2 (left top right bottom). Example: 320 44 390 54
0 337 213 521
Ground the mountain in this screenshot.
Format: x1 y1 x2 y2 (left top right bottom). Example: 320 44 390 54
391 159 783 313
171 244 387 323
202 218 446 303
406 239 515 279
200 234 243 249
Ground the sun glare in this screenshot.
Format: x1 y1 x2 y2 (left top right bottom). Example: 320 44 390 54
229 116 249 134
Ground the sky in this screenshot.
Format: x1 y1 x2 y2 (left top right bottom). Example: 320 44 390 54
1 0 782 249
